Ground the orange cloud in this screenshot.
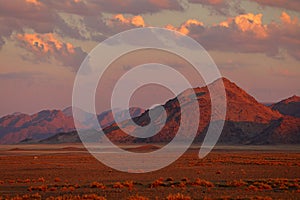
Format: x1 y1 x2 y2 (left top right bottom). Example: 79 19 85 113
165 24 177 31
234 13 268 38
166 19 204 35
167 13 268 39
16 33 86 68
112 14 145 27
25 0 41 6
131 15 146 27
17 33 75 54
114 14 130 24
218 13 268 38
280 12 298 25
206 0 223 5
219 18 233 28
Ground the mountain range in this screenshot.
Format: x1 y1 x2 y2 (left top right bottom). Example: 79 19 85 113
0 78 299 145
0 107 143 144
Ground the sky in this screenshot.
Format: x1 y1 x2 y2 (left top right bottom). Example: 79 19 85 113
0 0 300 116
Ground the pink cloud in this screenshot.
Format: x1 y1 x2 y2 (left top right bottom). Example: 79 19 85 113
251 0 300 12
0 0 183 46
0 0 300 65
188 0 244 15
88 0 183 15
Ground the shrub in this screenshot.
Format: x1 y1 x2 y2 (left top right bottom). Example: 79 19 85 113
49 187 57 191
177 181 186 188
150 178 164 188
166 177 174 182
90 182 106 189
45 194 106 200
247 185 258 191
68 186 75 191
227 180 247 187
166 193 191 200
8 179 15 184
37 177 45 183
127 195 149 200
123 181 134 190
181 177 189 182
54 177 61 182
113 182 124 189
31 193 42 200
193 178 214 187
24 179 31 183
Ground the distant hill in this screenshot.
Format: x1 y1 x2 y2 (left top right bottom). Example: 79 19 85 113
270 95 300 118
0 107 143 144
39 131 80 144
0 110 75 144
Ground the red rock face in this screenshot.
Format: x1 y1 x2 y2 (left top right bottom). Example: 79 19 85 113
221 78 282 123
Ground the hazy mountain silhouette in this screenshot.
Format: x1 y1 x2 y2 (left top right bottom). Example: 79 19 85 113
0 107 143 144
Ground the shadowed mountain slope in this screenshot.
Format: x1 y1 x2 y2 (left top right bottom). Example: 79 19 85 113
271 95 300 118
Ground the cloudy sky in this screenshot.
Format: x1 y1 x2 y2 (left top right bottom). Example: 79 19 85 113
0 0 300 116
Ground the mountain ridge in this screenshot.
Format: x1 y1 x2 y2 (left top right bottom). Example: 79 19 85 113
1 77 299 145
102 78 299 145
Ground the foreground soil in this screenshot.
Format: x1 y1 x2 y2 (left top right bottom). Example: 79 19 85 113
0 144 299 200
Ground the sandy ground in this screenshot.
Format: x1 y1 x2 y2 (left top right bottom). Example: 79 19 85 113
0 144 299 199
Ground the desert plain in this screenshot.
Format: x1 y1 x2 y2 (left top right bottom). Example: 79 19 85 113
0 144 299 200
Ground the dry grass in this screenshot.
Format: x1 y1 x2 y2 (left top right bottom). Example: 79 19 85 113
249 196 273 200
127 195 149 200
37 177 45 183
5 193 42 200
226 179 247 187
166 193 191 200
27 185 47 192
46 194 107 200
